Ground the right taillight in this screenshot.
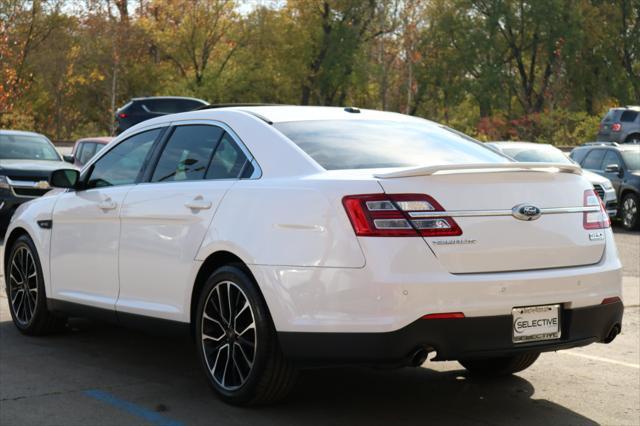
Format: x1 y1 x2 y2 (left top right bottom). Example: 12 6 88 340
342 194 462 237
583 189 610 229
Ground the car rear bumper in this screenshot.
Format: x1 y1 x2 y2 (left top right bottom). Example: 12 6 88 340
278 301 624 366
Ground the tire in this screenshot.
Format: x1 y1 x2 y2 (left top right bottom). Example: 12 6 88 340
621 193 640 231
459 352 540 376
5 235 66 335
195 265 297 405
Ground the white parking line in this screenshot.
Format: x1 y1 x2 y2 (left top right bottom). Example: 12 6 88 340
560 351 640 369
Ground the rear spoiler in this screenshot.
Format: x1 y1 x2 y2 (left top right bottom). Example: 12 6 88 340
374 162 583 179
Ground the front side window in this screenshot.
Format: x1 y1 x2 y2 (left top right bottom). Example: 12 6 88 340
582 149 606 170
274 120 507 170
152 125 223 182
0 133 60 161
87 129 160 188
602 151 622 170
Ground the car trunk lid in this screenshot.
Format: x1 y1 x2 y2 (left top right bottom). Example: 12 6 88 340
375 164 606 274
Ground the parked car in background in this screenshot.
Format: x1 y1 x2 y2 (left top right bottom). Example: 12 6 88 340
488 141 618 217
597 106 640 144
571 143 640 230
4 106 622 406
115 96 208 134
0 130 75 237
65 137 112 168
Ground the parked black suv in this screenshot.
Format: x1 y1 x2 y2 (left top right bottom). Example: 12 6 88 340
1 130 75 237
597 106 640 144
571 143 640 230
115 96 208 134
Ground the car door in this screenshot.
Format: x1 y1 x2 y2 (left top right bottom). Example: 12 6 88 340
50 128 163 310
602 150 624 193
117 122 255 321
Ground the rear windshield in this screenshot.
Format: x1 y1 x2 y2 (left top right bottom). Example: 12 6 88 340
621 150 640 170
602 110 618 122
0 134 61 161
274 120 508 170
498 145 572 164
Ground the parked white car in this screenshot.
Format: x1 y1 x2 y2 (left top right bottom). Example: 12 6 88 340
487 141 618 217
4 106 623 405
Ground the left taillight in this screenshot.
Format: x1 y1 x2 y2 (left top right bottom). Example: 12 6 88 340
342 194 462 237
583 189 610 229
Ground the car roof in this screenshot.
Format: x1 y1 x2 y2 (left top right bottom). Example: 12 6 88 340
577 143 640 152
214 105 431 124
75 136 113 144
0 129 50 139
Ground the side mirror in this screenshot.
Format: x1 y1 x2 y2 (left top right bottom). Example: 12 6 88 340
63 154 74 163
50 169 80 189
604 164 623 177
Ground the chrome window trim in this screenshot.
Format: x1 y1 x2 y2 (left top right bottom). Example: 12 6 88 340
408 206 600 218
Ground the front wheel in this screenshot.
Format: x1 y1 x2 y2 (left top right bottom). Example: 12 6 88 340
195 265 297 405
459 352 540 376
621 193 640 231
5 234 66 335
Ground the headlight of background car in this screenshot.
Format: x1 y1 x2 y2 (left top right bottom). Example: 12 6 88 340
0 175 10 190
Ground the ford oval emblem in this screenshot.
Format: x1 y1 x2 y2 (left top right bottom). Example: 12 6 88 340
512 204 542 221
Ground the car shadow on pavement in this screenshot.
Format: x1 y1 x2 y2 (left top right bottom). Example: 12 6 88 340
0 319 598 426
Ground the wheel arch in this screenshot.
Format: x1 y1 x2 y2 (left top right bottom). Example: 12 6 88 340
624 133 640 143
190 250 265 334
3 227 30 273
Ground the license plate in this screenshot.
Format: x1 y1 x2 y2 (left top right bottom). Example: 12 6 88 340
512 304 561 343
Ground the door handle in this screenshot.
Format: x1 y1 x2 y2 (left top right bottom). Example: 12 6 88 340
98 197 117 211
184 195 212 211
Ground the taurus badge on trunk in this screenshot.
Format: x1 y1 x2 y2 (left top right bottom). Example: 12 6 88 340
512 204 542 221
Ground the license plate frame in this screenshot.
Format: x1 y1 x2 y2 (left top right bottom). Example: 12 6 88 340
512 304 561 344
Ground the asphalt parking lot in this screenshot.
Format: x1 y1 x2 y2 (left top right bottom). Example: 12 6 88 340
0 228 638 426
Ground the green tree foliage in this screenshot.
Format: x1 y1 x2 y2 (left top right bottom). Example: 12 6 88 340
1 0 638 145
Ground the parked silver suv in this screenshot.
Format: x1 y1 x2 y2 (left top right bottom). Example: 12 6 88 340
597 106 640 144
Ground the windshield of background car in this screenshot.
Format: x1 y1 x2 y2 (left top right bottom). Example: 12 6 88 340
0 134 61 160
621 150 640 170
274 120 508 170
499 145 572 164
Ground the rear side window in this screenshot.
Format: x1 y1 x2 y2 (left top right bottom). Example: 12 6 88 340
78 142 97 165
274 120 507 170
151 125 223 182
87 129 160 188
581 149 606 170
620 111 638 122
205 133 249 179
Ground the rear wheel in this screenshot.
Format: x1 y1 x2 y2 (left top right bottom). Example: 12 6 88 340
6 235 66 335
195 265 297 405
621 193 639 231
459 352 540 376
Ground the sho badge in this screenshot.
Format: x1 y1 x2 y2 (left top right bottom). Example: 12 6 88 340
589 231 605 241
512 203 542 221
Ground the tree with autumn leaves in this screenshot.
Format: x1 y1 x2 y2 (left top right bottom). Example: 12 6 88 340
1 0 638 144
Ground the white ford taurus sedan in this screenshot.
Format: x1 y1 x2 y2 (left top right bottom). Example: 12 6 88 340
3 106 624 405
